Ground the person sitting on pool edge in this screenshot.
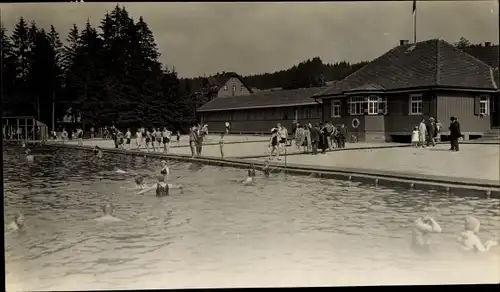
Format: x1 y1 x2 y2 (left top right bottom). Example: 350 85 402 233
7 214 26 232
263 162 271 177
156 175 183 197
411 215 442 254
457 216 498 253
94 202 123 222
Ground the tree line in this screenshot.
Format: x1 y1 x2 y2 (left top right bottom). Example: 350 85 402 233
1 5 493 132
1 4 193 131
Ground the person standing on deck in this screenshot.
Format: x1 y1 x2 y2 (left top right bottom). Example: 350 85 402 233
449 116 462 152
319 123 328 154
219 132 225 160
305 123 312 153
162 127 172 153
277 123 288 154
197 124 209 156
426 117 436 147
189 125 199 158
338 124 348 148
310 123 320 155
325 121 334 150
418 118 427 148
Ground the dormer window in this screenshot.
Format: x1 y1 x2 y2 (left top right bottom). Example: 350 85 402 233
223 85 228 91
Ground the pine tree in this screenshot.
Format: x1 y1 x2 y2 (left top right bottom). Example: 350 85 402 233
1 24 17 114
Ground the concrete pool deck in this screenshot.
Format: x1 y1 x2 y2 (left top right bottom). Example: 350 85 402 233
34 135 500 198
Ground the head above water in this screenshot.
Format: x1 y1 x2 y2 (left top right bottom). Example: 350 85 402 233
158 175 165 182
15 214 25 228
135 176 144 185
465 216 480 233
102 202 114 215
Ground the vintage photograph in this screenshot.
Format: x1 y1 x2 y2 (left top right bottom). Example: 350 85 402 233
1 1 499 290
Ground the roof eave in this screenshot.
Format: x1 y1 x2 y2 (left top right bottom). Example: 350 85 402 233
197 102 321 113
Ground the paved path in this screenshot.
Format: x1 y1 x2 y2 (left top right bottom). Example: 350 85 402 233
247 143 500 184
52 136 407 159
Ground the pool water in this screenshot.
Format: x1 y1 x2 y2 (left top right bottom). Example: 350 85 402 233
3 146 500 290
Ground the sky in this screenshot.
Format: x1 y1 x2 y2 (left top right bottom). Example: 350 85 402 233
0 1 498 78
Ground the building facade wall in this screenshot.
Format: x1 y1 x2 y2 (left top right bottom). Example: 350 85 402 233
217 77 253 98
436 91 492 136
321 90 494 142
200 104 322 133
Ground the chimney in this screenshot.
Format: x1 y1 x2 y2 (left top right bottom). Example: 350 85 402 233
400 40 409 46
485 42 491 47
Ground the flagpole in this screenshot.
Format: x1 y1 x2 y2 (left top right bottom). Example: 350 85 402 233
413 0 417 44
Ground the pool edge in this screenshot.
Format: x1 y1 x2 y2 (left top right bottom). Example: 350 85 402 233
40 142 500 199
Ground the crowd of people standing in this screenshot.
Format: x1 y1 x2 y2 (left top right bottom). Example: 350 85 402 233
293 121 348 155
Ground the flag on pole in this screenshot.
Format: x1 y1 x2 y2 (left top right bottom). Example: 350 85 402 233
412 0 416 16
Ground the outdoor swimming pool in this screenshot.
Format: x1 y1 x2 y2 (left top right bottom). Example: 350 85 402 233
3 146 500 290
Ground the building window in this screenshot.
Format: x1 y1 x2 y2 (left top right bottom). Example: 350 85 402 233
366 95 387 115
409 94 423 115
240 85 245 92
479 95 490 115
349 96 365 115
232 85 236 92
223 85 228 91
331 101 341 117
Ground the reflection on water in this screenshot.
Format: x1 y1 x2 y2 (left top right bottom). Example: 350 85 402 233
3 146 500 290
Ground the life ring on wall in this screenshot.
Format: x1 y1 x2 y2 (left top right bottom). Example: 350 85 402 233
351 118 360 129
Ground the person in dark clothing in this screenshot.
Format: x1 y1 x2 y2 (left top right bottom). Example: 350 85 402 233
338 124 348 148
426 117 436 147
310 124 320 155
319 123 328 154
449 116 462 151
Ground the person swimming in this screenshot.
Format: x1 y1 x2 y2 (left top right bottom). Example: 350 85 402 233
243 168 256 185
263 162 271 177
457 216 498 253
160 160 170 176
93 146 103 158
24 148 34 162
156 175 183 197
94 202 123 222
411 215 442 254
7 214 25 232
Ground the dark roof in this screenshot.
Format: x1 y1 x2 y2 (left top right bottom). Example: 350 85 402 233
314 39 498 98
462 45 499 69
197 87 327 112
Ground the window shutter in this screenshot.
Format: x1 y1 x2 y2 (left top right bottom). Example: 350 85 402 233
403 96 410 116
422 94 430 115
474 96 480 115
344 99 350 116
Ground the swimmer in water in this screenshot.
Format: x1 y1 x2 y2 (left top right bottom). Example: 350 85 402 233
457 216 498 253
93 146 103 158
160 160 170 177
411 215 442 254
243 168 256 185
7 214 26 232
263 162 271 177
94 202 123 222
156 175 183 197
24 148 34 162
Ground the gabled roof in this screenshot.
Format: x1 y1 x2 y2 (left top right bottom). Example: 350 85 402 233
208 72 254 94
190 72 254 95
314 39 498 98
197 87 327 112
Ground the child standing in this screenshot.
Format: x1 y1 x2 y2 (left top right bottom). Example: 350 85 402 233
219 132 225 159
176 130 181 145
411 126 419 147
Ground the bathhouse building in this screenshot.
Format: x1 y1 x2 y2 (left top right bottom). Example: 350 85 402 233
197 87 326 133
311 39 500 142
